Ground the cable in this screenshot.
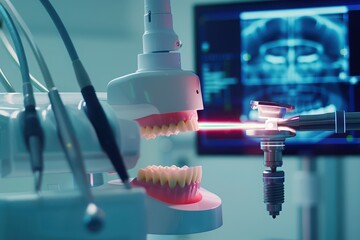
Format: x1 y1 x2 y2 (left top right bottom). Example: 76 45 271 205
38 0 78 61
0 29 48 92
2 0 54 89
0 2 44 192
4 0 104 231
0 68 16 92
40 0 131 189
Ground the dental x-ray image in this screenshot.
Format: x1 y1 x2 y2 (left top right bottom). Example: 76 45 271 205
241 7 348 85
195 2 360 155
240 7 351 143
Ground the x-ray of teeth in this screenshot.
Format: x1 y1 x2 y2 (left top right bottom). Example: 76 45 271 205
196 4 360 155
241 13 348 85
240 10 349 143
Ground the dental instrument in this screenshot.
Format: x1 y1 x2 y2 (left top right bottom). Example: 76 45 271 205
39 0 131 189
3 0 105 231
0 2 44 192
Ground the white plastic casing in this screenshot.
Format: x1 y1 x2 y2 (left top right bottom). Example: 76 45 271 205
143 0 181 53
0 93 140 178
107 70 203 120
107 0 204 119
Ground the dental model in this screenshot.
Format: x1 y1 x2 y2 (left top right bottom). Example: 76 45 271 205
136 110 199 139
132 165 202 204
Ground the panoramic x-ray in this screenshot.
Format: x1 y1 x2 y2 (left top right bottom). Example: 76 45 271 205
240 9 349 143
241 10 347 85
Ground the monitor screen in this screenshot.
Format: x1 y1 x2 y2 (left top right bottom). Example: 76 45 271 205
195 0 360 155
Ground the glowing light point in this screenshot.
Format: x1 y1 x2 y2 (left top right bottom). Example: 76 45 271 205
346 135 353 142
201 42 210 52
339 72 347 80
242 53 251 62
350 77 358 85
340 48 348 56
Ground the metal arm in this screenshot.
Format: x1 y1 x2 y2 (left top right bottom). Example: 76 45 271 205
279 112 360 132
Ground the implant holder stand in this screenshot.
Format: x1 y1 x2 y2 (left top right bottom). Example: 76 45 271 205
246 101 296 218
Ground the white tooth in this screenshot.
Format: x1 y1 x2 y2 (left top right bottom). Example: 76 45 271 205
188 167 195 184
193 167 199 183
197 166 202 182
149 168 156 183
143 127 151 139
178 120 187 132
198 167 203 182
192 119 199 131
174 125 181 134
145 169 152 182
177 168 186 188
191 122 196 131
138 169 146 181
153 126 161 135
186 120 193 131
186 120 192 131
193 166 201 182
152 169 160 184
168 166 177 188
155 128 163 136
181 121 188 132
151 131 158 139
159 168 168 186
168 176 177 189
145 126 151 135
161 125 169 133
195 166 201 182
169 123 177 134
168 125 175 136
189 121 195 131
184 167 191 185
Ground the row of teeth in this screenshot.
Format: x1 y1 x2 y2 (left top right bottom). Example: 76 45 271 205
137 165 202 189
140 118 199 139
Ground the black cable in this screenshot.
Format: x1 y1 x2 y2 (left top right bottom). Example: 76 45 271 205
40 0 130 188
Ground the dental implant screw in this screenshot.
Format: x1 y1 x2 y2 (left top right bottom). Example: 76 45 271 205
263 170 285 219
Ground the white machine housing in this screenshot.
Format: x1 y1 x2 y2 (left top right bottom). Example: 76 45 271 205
107 0 203 120
0 93 140 178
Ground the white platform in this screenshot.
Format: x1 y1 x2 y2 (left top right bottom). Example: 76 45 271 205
0 181 222 239
109 179 223 235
